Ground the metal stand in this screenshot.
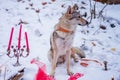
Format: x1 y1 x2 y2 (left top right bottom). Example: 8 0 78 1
7 45 29 66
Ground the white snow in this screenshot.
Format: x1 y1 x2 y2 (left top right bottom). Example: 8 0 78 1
0 0 120 80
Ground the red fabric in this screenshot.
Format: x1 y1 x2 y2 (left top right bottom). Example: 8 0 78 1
68 73 84 80
31 59 55 80
36 68 55 80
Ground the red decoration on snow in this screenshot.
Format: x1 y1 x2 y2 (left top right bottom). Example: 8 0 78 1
25 32 29 52
7 27 14 51
68 73 84 80
7 24 29 66
80 62 88 67
18 23 22 50
31 59 55 80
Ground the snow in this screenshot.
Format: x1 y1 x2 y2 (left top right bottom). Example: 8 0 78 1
0 0 120 80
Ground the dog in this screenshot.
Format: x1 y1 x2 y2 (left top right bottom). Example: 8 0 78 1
48 4 88 77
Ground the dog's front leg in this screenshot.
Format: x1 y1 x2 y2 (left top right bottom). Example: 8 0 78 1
50 51 58 77
66 49 73 75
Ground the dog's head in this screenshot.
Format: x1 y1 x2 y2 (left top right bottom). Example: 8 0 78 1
64 4 88 26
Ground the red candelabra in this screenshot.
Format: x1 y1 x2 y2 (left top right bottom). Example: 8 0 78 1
7 24 30 66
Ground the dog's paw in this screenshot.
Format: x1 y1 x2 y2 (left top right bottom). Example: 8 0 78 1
74 58 79 62
67 71 74 76
49 75 54 78
49 71 55 78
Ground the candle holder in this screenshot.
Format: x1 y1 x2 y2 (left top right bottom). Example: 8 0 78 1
7 45 29 66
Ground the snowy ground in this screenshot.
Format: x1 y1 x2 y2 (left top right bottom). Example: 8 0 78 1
0 0 120 80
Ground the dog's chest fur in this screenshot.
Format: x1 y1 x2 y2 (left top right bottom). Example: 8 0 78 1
53 30 75 56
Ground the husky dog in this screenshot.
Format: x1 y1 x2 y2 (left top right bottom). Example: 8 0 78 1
48 4 88 77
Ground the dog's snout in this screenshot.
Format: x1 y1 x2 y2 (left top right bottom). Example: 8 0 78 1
78 21 89 26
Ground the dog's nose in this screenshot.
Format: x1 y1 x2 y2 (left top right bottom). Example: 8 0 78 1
86 21 89 24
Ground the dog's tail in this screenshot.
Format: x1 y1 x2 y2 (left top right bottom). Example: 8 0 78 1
71 47 86 62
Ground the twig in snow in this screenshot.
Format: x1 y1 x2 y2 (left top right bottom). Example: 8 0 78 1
93 1 97 19
4 67 7 80
88 0 97 24
111 75 114 80
103 61 108 71
93 27 100 35
19 19 29 25
35 9 43 25
93 25 106 35
89 0 93 24
0 59 11 69
98 4 108 18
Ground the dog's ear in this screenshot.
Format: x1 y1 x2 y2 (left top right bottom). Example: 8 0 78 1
72 4 79 11
66 6 72 14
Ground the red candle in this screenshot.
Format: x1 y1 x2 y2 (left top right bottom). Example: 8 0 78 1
25 32 29 51
18 24 22 49
7 27 14 51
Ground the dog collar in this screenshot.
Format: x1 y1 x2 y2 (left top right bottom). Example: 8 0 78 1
57 26 72 33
